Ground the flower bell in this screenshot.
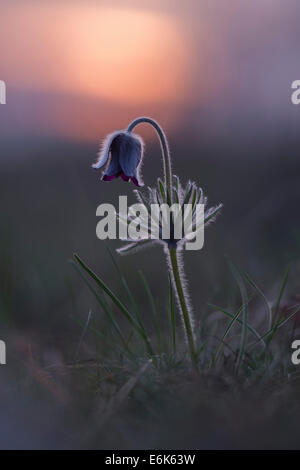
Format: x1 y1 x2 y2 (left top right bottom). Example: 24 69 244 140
92 130 144 187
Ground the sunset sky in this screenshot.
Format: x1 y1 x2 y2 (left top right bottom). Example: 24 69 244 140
1 0 299 142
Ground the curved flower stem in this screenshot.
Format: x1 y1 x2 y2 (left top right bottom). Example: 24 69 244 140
168 246 197 365
128 117 196 365
127 117 173 203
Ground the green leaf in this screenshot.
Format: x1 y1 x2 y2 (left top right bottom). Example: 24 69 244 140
204 204 223 225
157 178 166 203
183 181 193 206
191 186 198 210
71 261 130 353
242 270 272 329
73 253 155 356
197 187 204 205
173 186 180 204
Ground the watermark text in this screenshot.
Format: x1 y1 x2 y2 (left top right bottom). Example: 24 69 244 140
96 196 204 251
0 80 6 104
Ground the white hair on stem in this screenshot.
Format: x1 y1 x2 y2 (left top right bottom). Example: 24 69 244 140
164 245 196 348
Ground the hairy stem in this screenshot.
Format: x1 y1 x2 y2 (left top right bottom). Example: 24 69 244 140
128 117 196 364
127 117 173 203
168 246 197 365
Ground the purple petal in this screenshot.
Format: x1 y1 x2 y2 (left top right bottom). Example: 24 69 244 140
92 130 124 169
120 173 130 182
118 133 144 178
131 176 143 187
103 139 123 178
102 172 121 182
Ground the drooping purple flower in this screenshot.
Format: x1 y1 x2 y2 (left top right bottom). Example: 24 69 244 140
92 130 144 187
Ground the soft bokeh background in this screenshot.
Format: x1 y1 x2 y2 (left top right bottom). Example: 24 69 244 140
1 0 300 449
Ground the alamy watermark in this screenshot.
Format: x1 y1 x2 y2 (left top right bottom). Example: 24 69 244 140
96 196 205 250
0 80 6 104
0 341 6 365
291 80 300 105
291 340 300 365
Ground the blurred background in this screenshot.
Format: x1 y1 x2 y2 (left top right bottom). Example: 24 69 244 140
1 0 300 449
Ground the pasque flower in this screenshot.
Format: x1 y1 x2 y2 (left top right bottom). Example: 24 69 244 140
92 130 144 187
93 117 222 367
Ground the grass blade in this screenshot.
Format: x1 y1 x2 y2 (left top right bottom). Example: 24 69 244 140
138 270 162 353
248 303 300 350
209 298 265 349
272 265 290 326
71 260 129 352
227 258 248 373
74 309 92 361
73 253 155 356
242 270 272 329
105 246 141 322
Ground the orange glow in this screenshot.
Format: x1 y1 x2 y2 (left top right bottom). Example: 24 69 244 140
1 3 190 105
